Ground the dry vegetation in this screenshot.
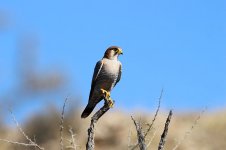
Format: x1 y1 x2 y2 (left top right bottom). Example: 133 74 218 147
1 10 225 150
0 105 226 150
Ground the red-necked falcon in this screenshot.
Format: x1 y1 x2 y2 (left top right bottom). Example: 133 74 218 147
81 46 123 118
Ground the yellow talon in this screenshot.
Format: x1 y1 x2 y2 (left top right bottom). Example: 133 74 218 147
101 89 114 108
107 97 114 108
100 89 110 99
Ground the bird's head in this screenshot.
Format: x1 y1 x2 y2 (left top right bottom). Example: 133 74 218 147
103 46 123 60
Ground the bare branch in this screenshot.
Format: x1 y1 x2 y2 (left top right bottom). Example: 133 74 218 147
86 99 112 150
0 138 41 148
60 97 69 150
65 127 80 150
158 110 173 150
131 116 146 150
172 108 206 150
9 109 33 143
127 127 132 149
146 127 159 148
2 109 45 150
144 88 163 138
131 89 163 150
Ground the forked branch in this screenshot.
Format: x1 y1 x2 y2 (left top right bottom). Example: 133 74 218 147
131 117 146 150
0 109 44 150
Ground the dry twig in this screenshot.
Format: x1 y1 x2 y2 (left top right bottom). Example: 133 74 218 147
66 127 79 150
131 89 163 150
158 110 173 150
69 128 77 150
60 97 69 150
86 99 112 150
0 109 44 150
144 89 163 138
131 116 146 150
127 127 132 149
0 138 42 148
146 126 159 148
172 108 206 150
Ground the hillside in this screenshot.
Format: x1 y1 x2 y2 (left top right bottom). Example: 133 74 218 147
0 109 225 150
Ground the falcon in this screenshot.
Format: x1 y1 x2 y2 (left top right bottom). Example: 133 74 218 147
81 46 123 118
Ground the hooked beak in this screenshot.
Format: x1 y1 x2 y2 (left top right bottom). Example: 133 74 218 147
116 48 123 55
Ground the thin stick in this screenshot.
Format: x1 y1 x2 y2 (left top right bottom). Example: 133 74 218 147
144 89 163 138
131 89 163 150
67 127 77 150
127 127 132 149
0 138 41 147
158 110 173 150
131 116 146 150
172 108 206 150
60 97 68 150
9 109 34 144
146 127 158 148
7 109 44 150
86 100 111 150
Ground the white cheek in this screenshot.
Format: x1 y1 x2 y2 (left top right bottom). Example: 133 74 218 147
109 50 114 57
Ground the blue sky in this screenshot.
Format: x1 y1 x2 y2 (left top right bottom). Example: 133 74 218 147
0 0 226 119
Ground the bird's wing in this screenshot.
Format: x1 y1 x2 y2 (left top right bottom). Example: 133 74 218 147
89 60 104 100
114 62 122 87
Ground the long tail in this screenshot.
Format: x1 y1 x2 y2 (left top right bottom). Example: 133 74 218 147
81 103 97 118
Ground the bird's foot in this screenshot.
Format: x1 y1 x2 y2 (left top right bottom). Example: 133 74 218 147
100 89 111 99
100 89 114 108
106 97 114 108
